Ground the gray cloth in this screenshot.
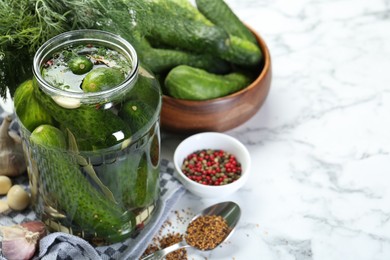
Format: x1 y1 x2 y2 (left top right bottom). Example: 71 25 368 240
0 109 186 260
37 233 101 260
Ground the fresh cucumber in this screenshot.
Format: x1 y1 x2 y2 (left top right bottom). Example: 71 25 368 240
141 48 231 74
165 65 253 100
195 0 258 44
166 0 213 25
221 35 262 67
145 19 228 58
32 79 132 150
141 2 261 66
95 14 229 75
13 80 55 132
30 124 135 242
148 22 261 66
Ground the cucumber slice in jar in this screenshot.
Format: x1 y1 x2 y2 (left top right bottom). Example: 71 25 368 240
68 56 93 75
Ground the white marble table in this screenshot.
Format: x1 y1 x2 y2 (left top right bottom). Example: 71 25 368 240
161 0 390 259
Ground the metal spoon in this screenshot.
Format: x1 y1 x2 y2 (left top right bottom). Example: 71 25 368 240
141 201 241 260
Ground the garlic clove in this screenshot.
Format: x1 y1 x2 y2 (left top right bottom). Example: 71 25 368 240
0 225 26 240
21 221 47 239
0 200 10 214
1 226 37 260
7 184 31 211
2 236 37 260
0 221 46 260
0 175 12 195
0 115 27 177
8 130 22 145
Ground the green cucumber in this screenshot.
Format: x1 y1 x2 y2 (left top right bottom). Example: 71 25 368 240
32 79 132 150
133 153 149 207
96 16 230 75
146 134 160 204
97 149 155 209
195 0 258 44
165 65 253 100
141 2 261 66
30 124 66 148
81 67 125 92
141 48 231 74
118 100 155 133
68 56 93 75
14 80 55 132
128 67 162 108
97 153 140 209
222 35 262 67
166 0 213 25
30 125 135 242
131 150 159 208
146 19 228 58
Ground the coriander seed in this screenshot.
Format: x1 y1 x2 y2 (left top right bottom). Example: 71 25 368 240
185 215 230 250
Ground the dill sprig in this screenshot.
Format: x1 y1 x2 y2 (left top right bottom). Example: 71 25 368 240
0 0 196 99
0 2 36 48
0 0 101 98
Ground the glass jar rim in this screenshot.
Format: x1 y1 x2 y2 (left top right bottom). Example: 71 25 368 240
33 29 139 105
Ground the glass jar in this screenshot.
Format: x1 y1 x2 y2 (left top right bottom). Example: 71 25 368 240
18 30 161 245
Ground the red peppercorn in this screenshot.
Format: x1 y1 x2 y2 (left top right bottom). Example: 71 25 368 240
181 149 242 186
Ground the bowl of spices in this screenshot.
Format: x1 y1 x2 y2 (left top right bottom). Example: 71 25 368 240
173 132 251 198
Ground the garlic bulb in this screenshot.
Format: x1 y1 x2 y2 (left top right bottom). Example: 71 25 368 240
0 115 26 176
0 221 46 260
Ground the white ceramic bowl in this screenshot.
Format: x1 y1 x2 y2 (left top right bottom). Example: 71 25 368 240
173 132 251 198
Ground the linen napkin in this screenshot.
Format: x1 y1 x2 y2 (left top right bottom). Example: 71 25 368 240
0 108 186 260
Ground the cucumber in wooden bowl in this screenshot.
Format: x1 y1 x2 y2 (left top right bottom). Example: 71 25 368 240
165 65 252 101
160 28 272 133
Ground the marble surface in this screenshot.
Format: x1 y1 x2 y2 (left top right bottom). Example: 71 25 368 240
1 0 389 259
161 0 390 259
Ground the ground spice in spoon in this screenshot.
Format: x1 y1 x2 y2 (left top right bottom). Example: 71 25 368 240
141 232 187 260
185 215 230 250
141 210 231 259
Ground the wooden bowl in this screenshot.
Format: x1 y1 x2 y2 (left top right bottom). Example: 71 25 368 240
160 29 272 133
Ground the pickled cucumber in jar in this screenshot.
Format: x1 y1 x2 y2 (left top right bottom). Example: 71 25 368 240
15 30 162 245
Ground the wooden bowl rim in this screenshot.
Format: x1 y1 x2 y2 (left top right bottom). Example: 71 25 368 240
162 28 271 105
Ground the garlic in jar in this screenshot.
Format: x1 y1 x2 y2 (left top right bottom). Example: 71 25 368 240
0 116 26 176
